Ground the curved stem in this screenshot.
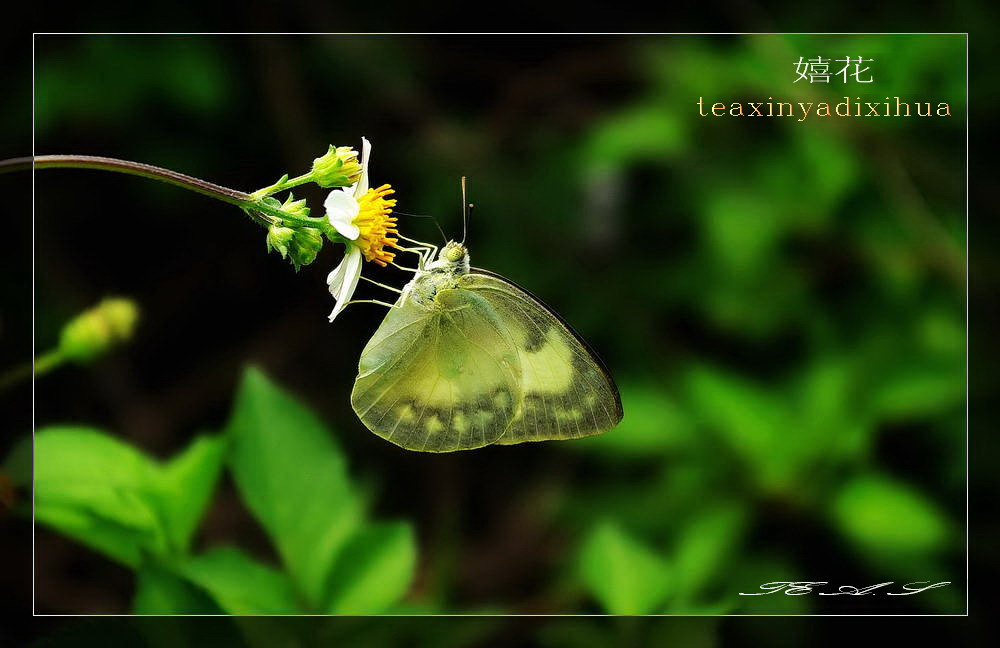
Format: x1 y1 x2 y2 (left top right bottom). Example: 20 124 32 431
1 154 332 231
0 349 64 391
1 155 252 206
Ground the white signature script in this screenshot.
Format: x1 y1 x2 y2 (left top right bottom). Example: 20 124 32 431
739 581 950 596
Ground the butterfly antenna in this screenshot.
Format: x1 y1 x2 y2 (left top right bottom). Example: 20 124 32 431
396 211 447 244
461 176 473 245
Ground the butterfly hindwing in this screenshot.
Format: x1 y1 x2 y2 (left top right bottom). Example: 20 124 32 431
351 287 522 452
460 270 623 444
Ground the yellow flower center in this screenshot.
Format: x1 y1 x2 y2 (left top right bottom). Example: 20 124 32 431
353 184 399 266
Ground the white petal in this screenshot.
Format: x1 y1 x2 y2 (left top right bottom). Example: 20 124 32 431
355 136 372 196
324 189 360 240
326 252 349 292
328 246 363 322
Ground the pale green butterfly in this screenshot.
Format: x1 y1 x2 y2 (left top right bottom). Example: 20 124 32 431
351 187 622 452
351 241 624 451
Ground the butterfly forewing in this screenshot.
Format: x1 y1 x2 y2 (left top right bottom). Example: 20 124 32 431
460 271 623 444
351 288 522 451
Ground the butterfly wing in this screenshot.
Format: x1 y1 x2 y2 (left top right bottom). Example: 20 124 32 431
351 287 522 452
460 269 623 444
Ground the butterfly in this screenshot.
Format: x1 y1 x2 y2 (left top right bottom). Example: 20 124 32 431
350 236 623 452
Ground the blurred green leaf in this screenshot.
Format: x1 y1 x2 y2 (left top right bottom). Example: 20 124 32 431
158 434 227 555
703 190 781 275
832 473 950 557
792 355 871 464
226 366 364 608
326 521 417 613
179 546 300 614
578 520 672 614
667 502 747 609
870 361 965 420
791 130 861 219
133 563 221 614
34 426 228 566
917 308 965 358
581 105 685 174
34 502 155 568
684 366 793 491
685 360 877 497
34 426 166 566
36 38 231 132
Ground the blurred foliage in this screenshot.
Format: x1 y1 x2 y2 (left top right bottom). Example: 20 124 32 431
20 368 416 614
12 33 967 631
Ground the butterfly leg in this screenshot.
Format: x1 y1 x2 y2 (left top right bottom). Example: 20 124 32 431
389 261 425 273
398 233 437 255
360 275 403 293
398 234 439 268
395 247 432 269
346 298 401 309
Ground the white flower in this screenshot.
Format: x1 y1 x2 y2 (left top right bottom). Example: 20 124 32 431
324 138 399 322
324 137 371 242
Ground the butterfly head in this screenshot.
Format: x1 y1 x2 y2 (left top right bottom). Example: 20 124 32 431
435 241 469 273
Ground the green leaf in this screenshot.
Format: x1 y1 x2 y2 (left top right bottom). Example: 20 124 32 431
36 502 154 567
832 473 951 557
703 189 782 275
226 367 363 607
578 520 671 614
34 426 166 566
34 427 229 567
133 563 221 614
669 502 747 607
684 366 793 491
158 434 227 555
326 521 417 613
582 104 685 174
871 361 965 420
178 546 301 614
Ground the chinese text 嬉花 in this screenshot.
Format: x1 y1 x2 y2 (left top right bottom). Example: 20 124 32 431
794 56 873 83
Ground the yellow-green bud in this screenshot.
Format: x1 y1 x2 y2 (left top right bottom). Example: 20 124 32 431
58 297 140 363
266 225 295 258
311 145 362 188
280 193 311 218
289 228 324 270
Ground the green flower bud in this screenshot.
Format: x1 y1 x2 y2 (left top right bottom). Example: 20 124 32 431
280 193 311 218
58 297 140 363
289 228 324 270
266 225 295 258
311 145 362 188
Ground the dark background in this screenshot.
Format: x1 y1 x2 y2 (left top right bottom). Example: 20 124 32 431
1 28 993 646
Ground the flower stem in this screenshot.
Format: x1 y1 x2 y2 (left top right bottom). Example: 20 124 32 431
3 155 252 206
250 172 314 200
0 154 329 230
0 349 64 391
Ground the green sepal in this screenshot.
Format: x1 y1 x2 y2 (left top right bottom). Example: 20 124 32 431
288 228 324 271
266 226 295 259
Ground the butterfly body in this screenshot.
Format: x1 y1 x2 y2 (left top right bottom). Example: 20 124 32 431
351 242 622 452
